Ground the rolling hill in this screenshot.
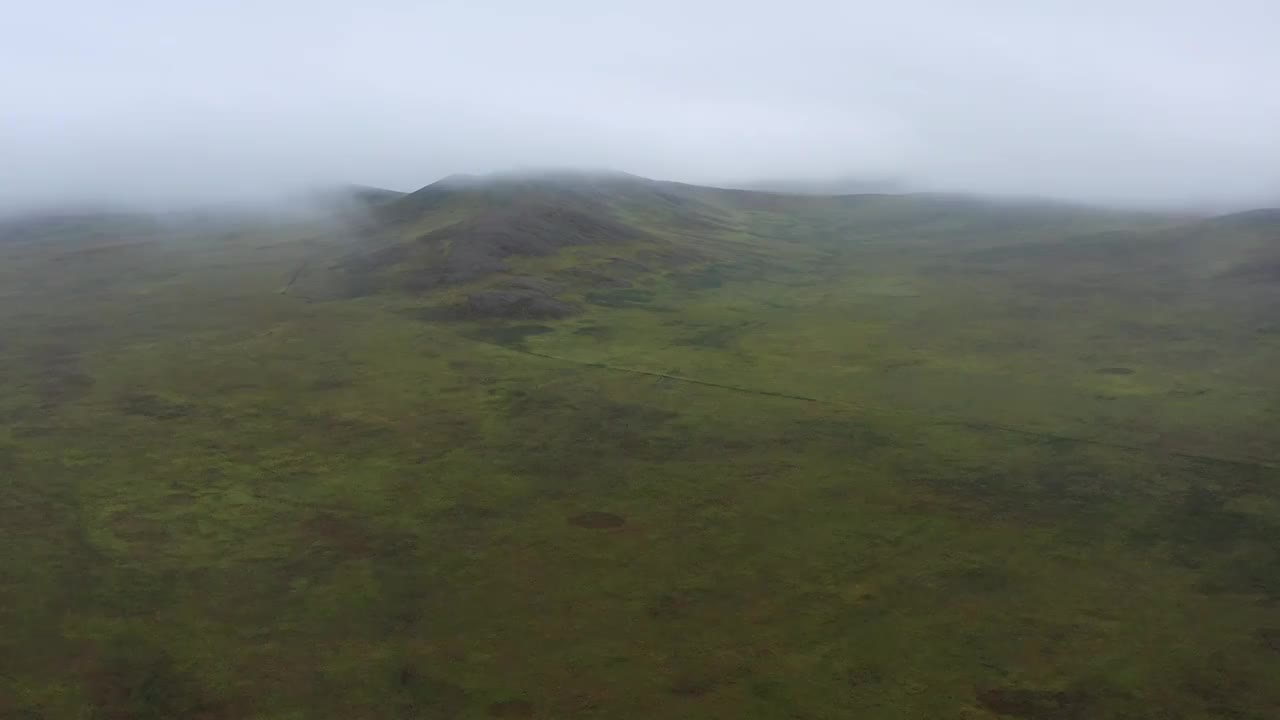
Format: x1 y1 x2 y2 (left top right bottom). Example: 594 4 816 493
1 171 1279 719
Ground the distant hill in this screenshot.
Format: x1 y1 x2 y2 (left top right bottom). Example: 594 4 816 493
0 209 161 245
287 169 1182 319
970 205 1280 281
342 184 407 205
729 176 909 195
294 184 408 221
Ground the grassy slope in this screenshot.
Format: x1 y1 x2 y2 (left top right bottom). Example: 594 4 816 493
1 181 1279 719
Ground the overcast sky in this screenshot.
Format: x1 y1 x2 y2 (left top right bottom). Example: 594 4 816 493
3 0 1279 210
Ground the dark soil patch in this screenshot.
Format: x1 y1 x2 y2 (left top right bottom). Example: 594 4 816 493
487 699 534 717
646 593 690 620
1095 367 1135 375
976 686 1093 719
567 511 626 529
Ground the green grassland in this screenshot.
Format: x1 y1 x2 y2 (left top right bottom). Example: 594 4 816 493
2 176 1279 719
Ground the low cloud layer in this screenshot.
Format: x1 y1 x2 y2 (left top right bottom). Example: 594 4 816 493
4 0 1279 210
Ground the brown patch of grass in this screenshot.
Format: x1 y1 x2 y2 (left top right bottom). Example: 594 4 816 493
1256 627 1280 653
39 370 95 407
395 666 470 718
300 513 375 557
106 511 171 548
846 665 885 688
28 342 95 408
566 511 626 529
487 698 534 717
297 511 419 566
82 646 231 720
646 591 704 620
308 377 352 391
117 392 194 420
975 686 1093 719
668 674 719 698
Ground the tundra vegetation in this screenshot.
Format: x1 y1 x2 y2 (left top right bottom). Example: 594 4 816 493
2 171 1279 718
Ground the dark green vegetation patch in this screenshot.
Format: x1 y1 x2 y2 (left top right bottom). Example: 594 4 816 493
1095 366 1135 375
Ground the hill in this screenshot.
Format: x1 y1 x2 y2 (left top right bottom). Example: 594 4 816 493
0 208 163 245
2 171 1279 719
291 170 1175 314
731 175 909 195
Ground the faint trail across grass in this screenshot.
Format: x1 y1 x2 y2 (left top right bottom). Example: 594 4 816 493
465 336 1280 472
279 258 309 295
